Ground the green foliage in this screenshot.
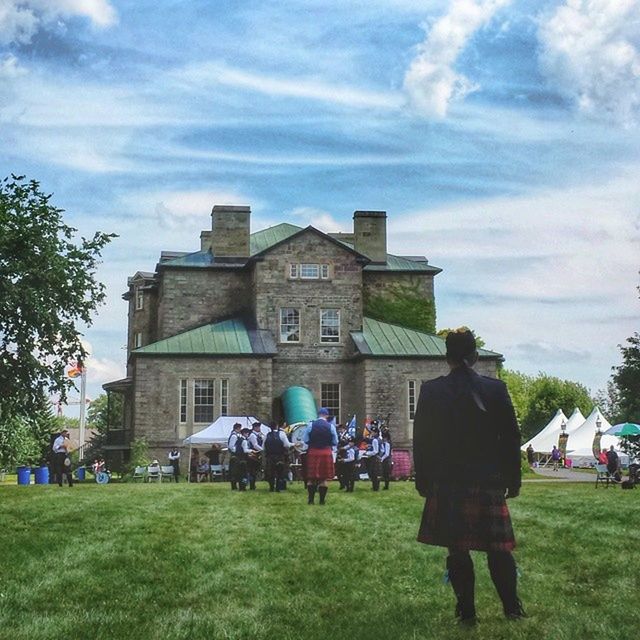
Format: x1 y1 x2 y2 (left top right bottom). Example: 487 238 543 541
611 332 640 424
619 435 640 461
122 437 150 480
499 369 594 442
0 392 58 468
364 282 436 333
0 174 116 417
87 393 123 435
436 327 486 349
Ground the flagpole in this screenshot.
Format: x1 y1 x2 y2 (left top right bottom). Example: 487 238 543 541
79 368 87 461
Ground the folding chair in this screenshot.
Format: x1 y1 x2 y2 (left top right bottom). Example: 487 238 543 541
132 466 146 482
146 465 161 483
160 465 175 482
595 464 614 488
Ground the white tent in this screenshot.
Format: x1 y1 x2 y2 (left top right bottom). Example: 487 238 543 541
564 407 586 434
521 409 568 453
183 416 267 445
565 407 616 454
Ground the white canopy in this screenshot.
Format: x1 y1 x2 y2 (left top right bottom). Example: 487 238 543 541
565 407 618 454
183 416 267 446
521 409 568 453
567 447 629 468
564 407 586 434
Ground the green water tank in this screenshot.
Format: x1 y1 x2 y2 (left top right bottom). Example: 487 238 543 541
281 386 317 426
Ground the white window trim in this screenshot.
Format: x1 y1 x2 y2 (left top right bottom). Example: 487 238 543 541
135 287 144 311
320 264 329 279
300 263 320 279
321 382 341 424
179 379 187 424
193 379 215 424
320 308 340 343
408 380 417 421
134 332 143 349
289 264 299 279
220 378 229 416
279 307 301 343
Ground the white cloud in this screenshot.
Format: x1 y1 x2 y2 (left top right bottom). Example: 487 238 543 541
538 0 640 126
288 207 350 233
175 62 402 111
0 0 117 46
0 53 26 78
403 0 511 118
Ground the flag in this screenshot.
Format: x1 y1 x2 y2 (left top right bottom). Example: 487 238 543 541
347 414 356 436
67 360 85 379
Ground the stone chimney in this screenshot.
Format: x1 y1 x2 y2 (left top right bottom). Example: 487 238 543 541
353 210 387 264
210 205 251 259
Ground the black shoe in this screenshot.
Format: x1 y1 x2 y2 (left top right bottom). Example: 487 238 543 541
505 600 527 620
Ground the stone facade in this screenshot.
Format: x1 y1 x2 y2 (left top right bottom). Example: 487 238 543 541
106 204 500 461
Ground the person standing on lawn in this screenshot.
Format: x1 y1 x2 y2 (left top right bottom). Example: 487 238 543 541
168 447 181 482
52 429 73 487
247 422 264 490
303 407 338 505
227 423 242 490
413 328 524 625
551 445 561 471
264 422 291 492
380 432 392 490
363 426 382 491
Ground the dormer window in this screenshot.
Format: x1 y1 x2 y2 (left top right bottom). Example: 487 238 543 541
135 287 144 311
287 263 330 280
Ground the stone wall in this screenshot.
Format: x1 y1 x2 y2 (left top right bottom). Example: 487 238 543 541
253 230 364 361
361 357 498 447
157 268 250 339
133 356 273 455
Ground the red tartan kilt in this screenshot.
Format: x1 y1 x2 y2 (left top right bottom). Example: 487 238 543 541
305 448 335 481
417 483 516 552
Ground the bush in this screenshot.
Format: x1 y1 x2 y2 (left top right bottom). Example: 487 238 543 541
121 437 150 481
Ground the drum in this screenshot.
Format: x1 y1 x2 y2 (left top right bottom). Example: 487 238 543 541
96 471 110 484
289 423 308 447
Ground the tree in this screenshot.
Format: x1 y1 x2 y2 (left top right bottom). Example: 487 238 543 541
87 393 123 435
0 175 116 418
364 282 436 333
437 327 486 349
499 370 594 442
611 332 640 424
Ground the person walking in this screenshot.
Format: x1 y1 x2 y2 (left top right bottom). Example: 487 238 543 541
51 429 73 487
303 408 338 505
413 328 525 625
551 445 561 471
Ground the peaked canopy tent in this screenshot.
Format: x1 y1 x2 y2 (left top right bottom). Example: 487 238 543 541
183 416 269 482
521 409 568 454
564 408 586 433
565 407 623 466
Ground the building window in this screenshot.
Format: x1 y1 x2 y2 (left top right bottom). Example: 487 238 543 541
320 309 340 343
288 263 330 280
280 308 300 342
220 379 229 416
321 383 340 422
194 379 214 423
408 380 417 420
136 287 144 311
179 380 187 423
134 332 143 349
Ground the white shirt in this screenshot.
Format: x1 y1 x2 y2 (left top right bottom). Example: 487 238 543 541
363 437 380 458
248 430 264 452
379 441 390 462
52 435 67 454
228 431 240 450
169 450 180 461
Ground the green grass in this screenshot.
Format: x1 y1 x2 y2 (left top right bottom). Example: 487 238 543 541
0 481 638 640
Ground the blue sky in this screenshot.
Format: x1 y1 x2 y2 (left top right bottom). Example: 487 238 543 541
1 0 639 411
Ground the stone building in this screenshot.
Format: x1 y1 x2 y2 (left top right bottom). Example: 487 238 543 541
103 206 501 464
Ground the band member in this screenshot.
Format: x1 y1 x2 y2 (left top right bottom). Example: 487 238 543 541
380 432 392 490
363 426 381 491
342 438 357 492
227 423 242 490
234 427 252 491
303 407 338 505
52 429 73 487
168 447 181 482
264 422 291 492
247 422 264 490
336 424 350 489
413 328 524 624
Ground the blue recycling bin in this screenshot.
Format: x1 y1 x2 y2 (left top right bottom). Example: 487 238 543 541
34 466 49 484
75 467 86 481
17 466 31 485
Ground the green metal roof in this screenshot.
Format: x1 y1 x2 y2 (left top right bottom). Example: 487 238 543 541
364 254 442 274
250 223 302 255
351 318 501 358
133 318 272 355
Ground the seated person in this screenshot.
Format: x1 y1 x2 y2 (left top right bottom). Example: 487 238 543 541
197 458 210 482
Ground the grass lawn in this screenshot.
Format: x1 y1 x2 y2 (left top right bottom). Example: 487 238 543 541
0 480 638 640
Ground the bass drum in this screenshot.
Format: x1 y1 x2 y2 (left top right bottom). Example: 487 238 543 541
288 423 308 447
96 471 110 484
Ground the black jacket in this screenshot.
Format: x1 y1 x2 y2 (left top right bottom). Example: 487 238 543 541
413 367 521 493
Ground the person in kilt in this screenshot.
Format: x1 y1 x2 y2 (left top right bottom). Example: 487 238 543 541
303 408 338 505
413 328 525 625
